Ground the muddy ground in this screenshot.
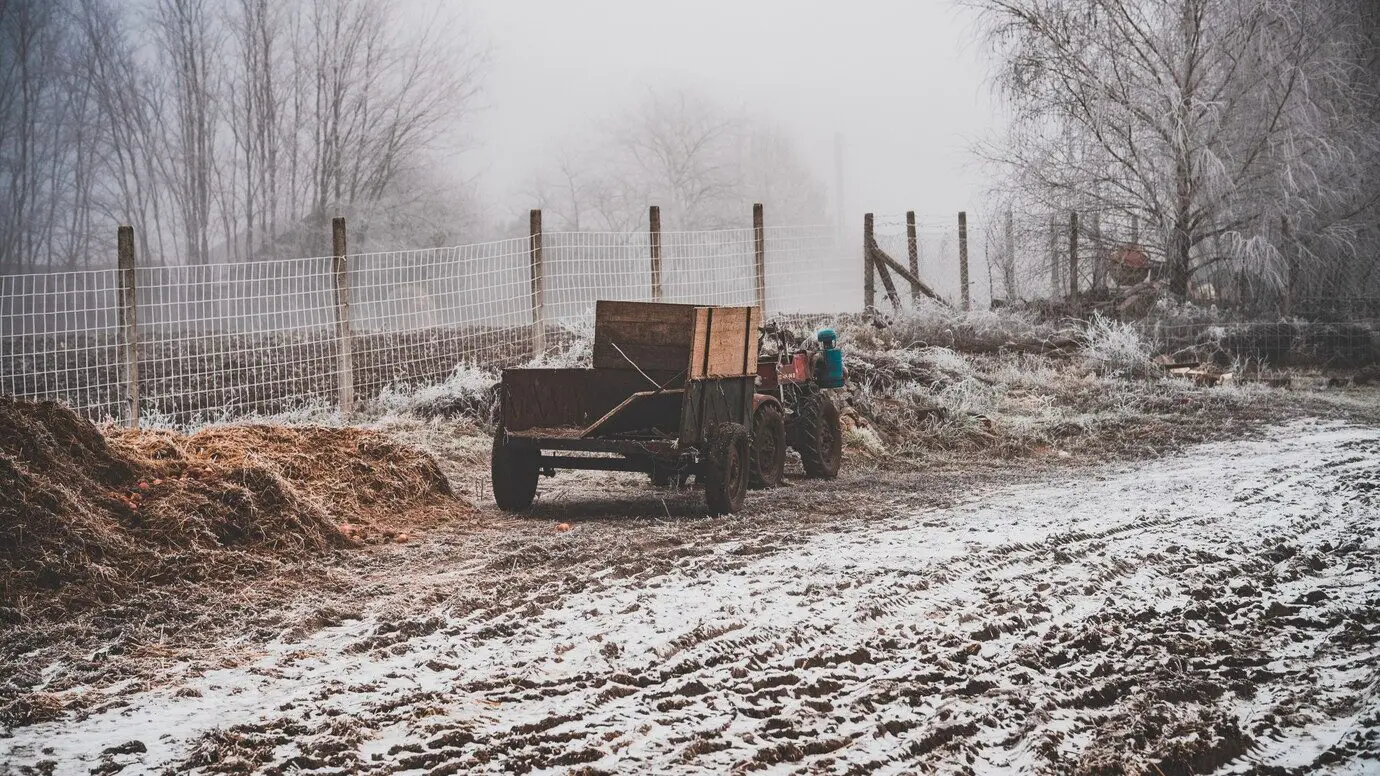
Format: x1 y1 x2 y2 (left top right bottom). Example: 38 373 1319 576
2 416 1379 775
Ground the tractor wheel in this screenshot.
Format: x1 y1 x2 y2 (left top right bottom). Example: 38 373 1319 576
491 425 539 511
702 422 750 514
796 391 843 479
749 403 787 489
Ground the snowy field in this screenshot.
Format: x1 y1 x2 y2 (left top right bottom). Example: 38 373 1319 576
3 419 1378 774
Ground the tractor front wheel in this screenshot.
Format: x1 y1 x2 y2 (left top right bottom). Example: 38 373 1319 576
749 403 787 488
702 422 750 514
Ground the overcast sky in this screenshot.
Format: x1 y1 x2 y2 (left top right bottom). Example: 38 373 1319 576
465 0 998 226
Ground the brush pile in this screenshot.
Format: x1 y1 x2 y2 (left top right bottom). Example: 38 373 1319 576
0 398 458 619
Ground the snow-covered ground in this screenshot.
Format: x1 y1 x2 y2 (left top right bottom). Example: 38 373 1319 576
4 419 1378 774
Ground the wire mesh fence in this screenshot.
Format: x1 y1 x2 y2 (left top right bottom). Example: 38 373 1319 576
1 222 853 426
5 211 1373 427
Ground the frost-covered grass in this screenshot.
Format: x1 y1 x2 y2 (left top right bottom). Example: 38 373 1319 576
840 339 1296 458
1081 313 1156 377
838 302 1077 354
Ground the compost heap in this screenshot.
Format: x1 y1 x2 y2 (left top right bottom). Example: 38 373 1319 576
0 398 458 618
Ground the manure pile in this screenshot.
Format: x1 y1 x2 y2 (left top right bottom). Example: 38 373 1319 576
0 398 459 618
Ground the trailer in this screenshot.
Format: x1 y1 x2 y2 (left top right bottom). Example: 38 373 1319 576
491 301 772 514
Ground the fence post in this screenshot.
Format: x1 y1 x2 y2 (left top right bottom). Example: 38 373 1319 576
1004 209 1016 302
1049 216 1060 297
753 203 766 312
649 205 662 301
117 225 139 428
958 211 970 311
906 211 920 303
529 209 545 356
1090 212 1104 289
863 213 875 310
1069 211 1080 302
331 217 354 417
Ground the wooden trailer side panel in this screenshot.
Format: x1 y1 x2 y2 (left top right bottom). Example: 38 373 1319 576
592 300 701 372
681 376 755 447
502 368 682 433
688 306 761 379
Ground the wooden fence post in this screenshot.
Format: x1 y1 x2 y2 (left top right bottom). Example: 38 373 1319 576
863 213 875 310
331 217 353 417
1004 209 1016 302
1069 211 1080 302
752 203 766 312
1090 212 1104 289
1049 215 1060 297
649 205 662 301
117 225 139 428
958 211 970 311
529 209 546 356
906 211 919 303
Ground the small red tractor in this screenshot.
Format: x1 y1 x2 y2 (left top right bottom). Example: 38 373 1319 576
746 321 845 488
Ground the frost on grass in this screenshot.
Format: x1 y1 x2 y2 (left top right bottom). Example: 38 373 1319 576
373 363 500 423
839 302 1077 354
1081 313 1155 377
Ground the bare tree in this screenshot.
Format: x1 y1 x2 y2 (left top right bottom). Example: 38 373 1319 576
523 88 828 232
968 0 1380 303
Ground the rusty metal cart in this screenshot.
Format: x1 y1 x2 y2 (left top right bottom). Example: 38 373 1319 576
491 301 765 514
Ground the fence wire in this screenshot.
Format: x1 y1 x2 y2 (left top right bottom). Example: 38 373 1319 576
1 224 851 425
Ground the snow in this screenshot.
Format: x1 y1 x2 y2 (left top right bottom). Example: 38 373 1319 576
3 419 1378 774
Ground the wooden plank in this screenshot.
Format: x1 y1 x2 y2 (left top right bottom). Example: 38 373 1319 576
502 368 681 432
593 341 696 373
680 376 754 446
688 306 758 378
593 300 699 370
581 389 683 438
870 240 948 306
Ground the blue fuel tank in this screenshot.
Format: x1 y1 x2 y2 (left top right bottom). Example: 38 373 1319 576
815 328 845 388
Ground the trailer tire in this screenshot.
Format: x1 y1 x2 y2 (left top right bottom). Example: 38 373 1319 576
749 403 787 488
702 422 750 514
491 426 539 511
796 391 842 479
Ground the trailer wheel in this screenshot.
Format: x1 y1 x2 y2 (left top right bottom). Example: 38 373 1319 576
796 391 842 479
702 422 750 514
491 426 539 511
749 403 787 489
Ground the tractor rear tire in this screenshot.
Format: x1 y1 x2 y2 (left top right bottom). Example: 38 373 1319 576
702 422 750 515
796 391 843 479
749 403 787 489
491 425 540 511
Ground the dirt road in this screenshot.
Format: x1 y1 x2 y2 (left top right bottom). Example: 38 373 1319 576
3 419 1378 775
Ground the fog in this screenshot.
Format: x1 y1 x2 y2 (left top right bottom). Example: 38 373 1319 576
466 0 996 224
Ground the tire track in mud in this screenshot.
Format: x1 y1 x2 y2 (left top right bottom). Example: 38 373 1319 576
3 422 1379 775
